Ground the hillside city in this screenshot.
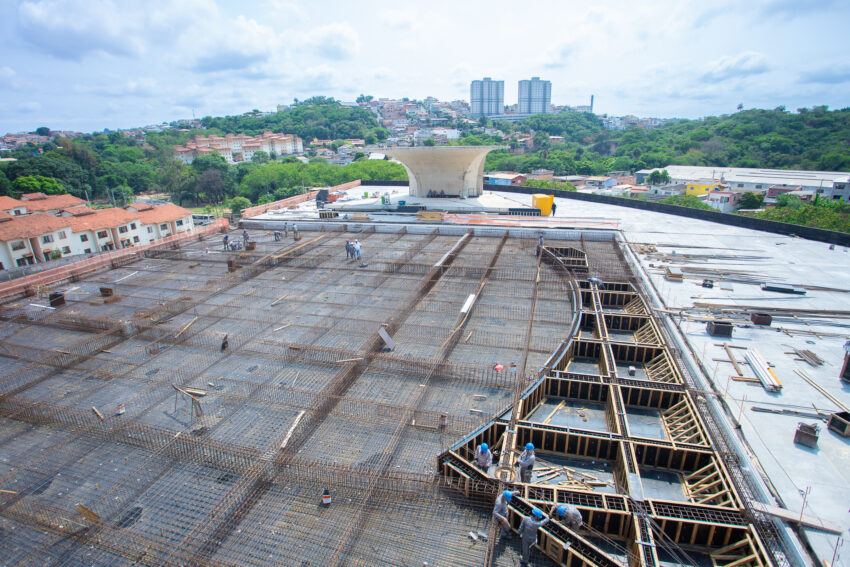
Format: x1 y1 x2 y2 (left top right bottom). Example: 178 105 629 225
0 77 849 270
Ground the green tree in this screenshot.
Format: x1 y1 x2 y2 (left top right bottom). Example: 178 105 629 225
227 196 251 216
737 192 764 209
775 193 803 209
423 137 436 146
647 169 671 185
12 175 66 195
35 126 51 136
251 150 270 163
196 168 226 204
0 171 11 196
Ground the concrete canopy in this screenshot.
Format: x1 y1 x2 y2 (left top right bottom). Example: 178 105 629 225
380 146 506 198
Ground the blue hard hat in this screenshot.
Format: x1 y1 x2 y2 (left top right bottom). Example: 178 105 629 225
557 505 567 517
503 490 513 501
532 508 543 519
481 443 488 452
525 443 534 451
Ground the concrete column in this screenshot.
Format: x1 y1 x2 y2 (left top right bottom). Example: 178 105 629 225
28 237 45 263
169 221 178 235
3 241 16 268
110 227 121 249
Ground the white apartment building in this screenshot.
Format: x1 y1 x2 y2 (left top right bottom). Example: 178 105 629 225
174 132 304 164
518 77 551 115
470 77 504 118
0 196 195 270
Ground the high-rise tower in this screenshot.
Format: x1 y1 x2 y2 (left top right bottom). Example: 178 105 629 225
518 77 551 115
470 77 504 118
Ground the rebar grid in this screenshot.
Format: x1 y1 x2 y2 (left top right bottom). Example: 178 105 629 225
0 228 605 567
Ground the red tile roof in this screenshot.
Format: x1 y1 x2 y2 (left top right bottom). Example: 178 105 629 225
0 213 71 241
20 194 86 212
133 203 192 225
20 192 48 200
0 196 23 211
65 208 140 232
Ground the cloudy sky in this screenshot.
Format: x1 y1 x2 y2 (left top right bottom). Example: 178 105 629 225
1 0 848 133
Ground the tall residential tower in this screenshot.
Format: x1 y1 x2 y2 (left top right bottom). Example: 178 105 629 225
518 76 551 114
470 77 504 118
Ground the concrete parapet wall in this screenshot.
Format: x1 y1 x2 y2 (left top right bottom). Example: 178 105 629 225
488 184 850 246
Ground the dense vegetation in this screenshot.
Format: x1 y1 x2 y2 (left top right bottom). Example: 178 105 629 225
1 102 848 231
483 106 850 174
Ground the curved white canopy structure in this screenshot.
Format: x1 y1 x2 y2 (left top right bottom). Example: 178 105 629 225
381 146 506 198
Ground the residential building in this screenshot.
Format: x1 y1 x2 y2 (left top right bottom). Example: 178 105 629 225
470 78 504 118
0 213 74 269
484 172 526 186
685 179 727 197
706 191 741 213
0 198 195 270
173 131 303 165
518 77 551 115
584 176 618 190
637 165 850 200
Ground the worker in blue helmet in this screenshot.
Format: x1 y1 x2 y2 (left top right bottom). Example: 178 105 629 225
516 442 535 483
492 489 519 539
474 442 493 472
552 503 582 530
518 507 550 565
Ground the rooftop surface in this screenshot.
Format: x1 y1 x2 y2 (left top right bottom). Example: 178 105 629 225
0 189 848 566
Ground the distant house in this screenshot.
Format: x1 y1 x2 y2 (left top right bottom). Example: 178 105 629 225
706 191 741 213
485 172 526 186
584 176 618 190
528 169 554 180
685 179 727 197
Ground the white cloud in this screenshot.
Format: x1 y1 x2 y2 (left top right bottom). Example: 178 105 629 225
0 67 22 89
380 8 417 30
543 43 577 69
18 101 42 113
700 52 770 82
305 23 361 61
17 0 148 59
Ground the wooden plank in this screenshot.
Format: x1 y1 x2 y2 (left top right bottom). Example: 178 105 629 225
749 501 843 534
76 504 100 522
91 406 104 421
279 410 306 450
794 369 849 412
174 316 198 339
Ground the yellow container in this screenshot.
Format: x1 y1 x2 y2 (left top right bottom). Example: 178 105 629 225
532 193 554 216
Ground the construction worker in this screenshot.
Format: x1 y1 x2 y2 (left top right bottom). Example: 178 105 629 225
345 240 352 259
354 239 361 260
283 222 288 237
492 490 518 539
474 442 493 471
537 234 544 257
519 508 550 566
551 202 557 216
222 234 229 250
293 223 299 239
274 230 281 242
220 334 229 352
552 503 582 530
516 442 535 483
242 230 249 244
587 277 605 290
